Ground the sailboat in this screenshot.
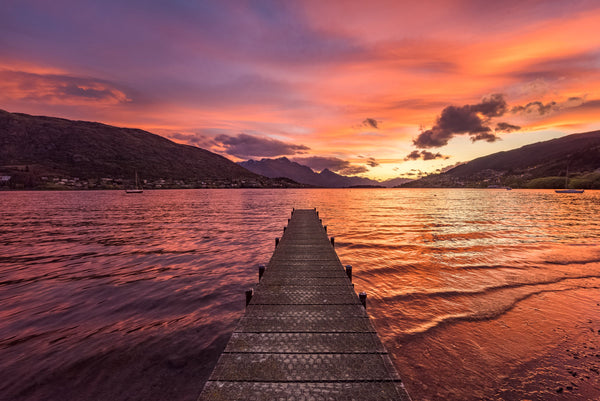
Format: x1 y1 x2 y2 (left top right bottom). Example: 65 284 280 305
555 163 584 193
555 188 584 193
125 171 143 193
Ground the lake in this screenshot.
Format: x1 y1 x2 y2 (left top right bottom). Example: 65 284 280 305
1 189 599 400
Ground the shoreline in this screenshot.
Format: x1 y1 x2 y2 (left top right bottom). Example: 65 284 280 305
2 187 600 192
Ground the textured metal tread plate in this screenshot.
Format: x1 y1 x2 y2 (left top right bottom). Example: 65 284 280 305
199 381 410 401
198 209 411 401
224 332 386 353
270 256 340 262
258 277 350 286
245 304 368 318
208 353 400 381
250 291 358 305
236 316 376 333
267 260 343 266
254 285 355 294
261 270 348 279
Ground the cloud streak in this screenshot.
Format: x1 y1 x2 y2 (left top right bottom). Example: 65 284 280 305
291 156 369 175
511 101 557 115
215 133 310 159
366 157 379 167
1 1 600 179
339 165 369 175
495 122 521 133
0 70 131 105
168 132 220 149
291 156 352 171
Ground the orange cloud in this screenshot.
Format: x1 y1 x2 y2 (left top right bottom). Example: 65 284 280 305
1 1 600 179
0 70 131 106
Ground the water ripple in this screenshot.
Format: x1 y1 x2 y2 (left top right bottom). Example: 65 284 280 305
1 188 599 401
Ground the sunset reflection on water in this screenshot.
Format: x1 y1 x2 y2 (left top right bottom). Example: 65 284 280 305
1 189 599 400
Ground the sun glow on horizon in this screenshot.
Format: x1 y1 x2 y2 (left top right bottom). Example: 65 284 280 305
1 1 600 179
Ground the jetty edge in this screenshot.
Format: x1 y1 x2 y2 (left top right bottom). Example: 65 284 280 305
198 208 411 400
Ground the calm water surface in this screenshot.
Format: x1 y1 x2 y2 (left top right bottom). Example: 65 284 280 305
1 189 599 400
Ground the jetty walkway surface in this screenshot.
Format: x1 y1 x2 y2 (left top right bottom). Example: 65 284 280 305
199 209 411 401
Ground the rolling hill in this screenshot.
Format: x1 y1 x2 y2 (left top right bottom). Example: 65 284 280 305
402 131 600 188
0 110 302 189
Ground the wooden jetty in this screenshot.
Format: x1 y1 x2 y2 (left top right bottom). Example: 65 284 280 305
198 209 411 401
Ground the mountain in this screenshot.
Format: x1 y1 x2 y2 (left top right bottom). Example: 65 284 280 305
0 109 303 189
380 177 413 187
239 157 319 186
239 157 385 187
316 168 383 188
401 130 600 188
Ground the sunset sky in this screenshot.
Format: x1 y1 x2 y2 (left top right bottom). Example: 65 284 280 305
2 0 600 179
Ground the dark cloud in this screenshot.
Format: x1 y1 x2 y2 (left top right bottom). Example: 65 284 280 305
495 122 521 133
413 93 510 148
405 151 421 160
572 98 600 111
470 132 500 142
511 101 557 115
404 150 449 161
216 133 309 158
405 169 424 177
339 165 369 175
291 156 351 172
441 162 465 173
366 157 379 167
437 104 491 132
169 132 219 149
470 93 507 117
412 129 453 148
291 156 369 175
362 118 379 129
507 96 587 120
423 151 449 160
60 83 117 100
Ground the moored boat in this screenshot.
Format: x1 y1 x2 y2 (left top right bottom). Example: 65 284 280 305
555 164 583 194
555 189 584 193
126 171 143 193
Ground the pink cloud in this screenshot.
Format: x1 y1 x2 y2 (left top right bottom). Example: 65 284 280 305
1 1 600 178
0 70 130 105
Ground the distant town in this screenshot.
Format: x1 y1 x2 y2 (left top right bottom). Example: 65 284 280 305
0 170 297 190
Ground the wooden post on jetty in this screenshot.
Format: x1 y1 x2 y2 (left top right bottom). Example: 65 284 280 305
198 209 411 401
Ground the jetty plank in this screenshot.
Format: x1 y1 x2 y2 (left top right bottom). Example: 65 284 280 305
198 209 411 401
